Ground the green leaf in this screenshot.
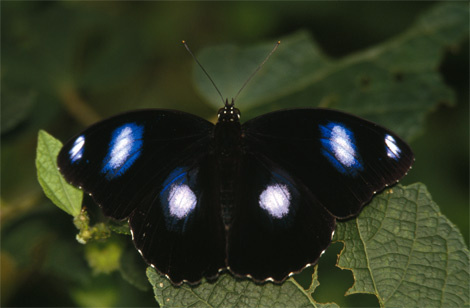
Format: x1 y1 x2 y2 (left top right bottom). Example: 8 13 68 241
36 130 82 216
194 2 468 141
147 266 337 308
334 183 470 307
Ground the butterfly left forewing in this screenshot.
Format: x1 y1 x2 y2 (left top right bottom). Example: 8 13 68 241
57 109 214 219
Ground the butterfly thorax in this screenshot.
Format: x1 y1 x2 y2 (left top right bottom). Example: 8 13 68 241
214 99 242 157
214 101 242 226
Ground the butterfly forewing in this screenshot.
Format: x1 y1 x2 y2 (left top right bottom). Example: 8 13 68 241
58 110 214 218
241 108 414 219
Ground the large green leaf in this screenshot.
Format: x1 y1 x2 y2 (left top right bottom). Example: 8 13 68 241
36 130 82 217
148 266 337 308
335 184 470 307
194 2 467 140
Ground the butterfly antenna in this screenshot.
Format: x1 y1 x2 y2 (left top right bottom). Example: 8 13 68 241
233 40 280 103
182 40 225 105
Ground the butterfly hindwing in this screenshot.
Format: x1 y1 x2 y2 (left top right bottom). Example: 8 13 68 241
241 108 414 219
227 152 336 282
129 155 226 285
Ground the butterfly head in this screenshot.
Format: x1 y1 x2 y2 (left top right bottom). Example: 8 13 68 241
218 98 241 123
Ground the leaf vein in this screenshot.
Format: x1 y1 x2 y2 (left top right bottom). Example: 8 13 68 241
383 186 420 305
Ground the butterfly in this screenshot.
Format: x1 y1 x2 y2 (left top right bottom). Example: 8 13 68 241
57 98 414 285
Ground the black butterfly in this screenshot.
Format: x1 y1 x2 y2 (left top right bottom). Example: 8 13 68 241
57 99 413 285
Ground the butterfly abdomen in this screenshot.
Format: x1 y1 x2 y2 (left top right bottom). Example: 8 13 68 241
213 120 243 226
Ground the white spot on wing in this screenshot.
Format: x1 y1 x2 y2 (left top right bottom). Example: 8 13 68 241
69 135 85 163
108 127 134 168
259 184 291 218
385 134 401 160
101 123 144 179
320 122 363 176
168 184 197 219
329 125 357 167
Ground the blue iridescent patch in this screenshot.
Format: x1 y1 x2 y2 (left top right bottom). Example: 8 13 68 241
319 122 363 176
101 123 144 180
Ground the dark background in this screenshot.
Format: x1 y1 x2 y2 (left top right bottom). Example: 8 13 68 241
2 2 468 307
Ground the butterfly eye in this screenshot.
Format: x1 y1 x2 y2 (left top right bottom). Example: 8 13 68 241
217 105 241 122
